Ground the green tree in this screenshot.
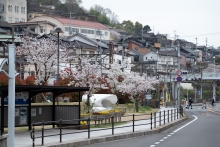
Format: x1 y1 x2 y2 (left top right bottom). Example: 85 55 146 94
134 21 143 35
55 4 68 13
143 25 152 33
215 57 220 65
65 0 82 5
38 0 60 5
65 0 85 14
89 5 110 25
121 20 134 35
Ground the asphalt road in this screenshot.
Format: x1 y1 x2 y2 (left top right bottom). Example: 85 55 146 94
81 106 220 147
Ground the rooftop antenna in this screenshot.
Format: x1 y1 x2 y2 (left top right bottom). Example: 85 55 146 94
174 30 176 40
142 26 143 40
69 12 72 35
206 38 208 59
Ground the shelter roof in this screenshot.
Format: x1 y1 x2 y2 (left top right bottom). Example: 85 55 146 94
0 85 89 93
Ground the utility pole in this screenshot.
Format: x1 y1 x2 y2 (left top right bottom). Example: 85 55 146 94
200 63 203 99
142 27 143 41
177 41 181 110
100 34 102 75
206 38 208 59
156 51 160 107
69 12 72 35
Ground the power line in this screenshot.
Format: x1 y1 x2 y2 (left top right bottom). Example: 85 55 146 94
179 32 220 38
167 32 220 38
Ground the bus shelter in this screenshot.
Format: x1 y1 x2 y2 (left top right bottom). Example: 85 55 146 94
0 85 89 134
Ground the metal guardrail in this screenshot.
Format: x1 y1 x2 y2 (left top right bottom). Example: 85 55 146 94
30 108 184 147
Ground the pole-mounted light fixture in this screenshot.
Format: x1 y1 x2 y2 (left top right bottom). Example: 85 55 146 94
53 27 63 86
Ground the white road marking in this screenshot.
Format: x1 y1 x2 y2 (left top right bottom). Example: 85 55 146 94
173 115 197 133
149 115 198 147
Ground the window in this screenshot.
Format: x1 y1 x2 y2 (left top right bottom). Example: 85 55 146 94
145 57 148 60
2 4 4 11
40 26 45 33
71 28 79 33
105 31 108 36
81 29 87 34
30 28 35 32
8 5 12 12
65 27 69 32
15 6 19 13
21 18 25 22
81 29 94 34
8 17 12 23
82 51 87 57
15 18 19 22
96 30 102 35
88 30 94 34
21 7 24 13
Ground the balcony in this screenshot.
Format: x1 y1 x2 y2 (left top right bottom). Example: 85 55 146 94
154 43 161 48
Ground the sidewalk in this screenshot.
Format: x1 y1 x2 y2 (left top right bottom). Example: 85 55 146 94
14 107 185 147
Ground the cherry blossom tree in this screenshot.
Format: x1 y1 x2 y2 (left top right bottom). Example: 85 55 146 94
61 58 106 113
110 29 121 40
61 58 106 96
105 62 127 94
203 63 220 73
118 72 158 112
16 37 70 85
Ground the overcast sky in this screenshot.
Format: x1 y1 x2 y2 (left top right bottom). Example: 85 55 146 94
81 0 220 48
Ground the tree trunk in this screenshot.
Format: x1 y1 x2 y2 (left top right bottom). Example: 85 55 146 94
134 98 139 112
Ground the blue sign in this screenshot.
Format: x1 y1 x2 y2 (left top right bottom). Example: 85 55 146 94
198 90 201 95
4 93 29 105
177 77 182 82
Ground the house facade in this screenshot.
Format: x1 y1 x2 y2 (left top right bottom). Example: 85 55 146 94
11 21 57 36
0 0 27 23
143 51 178 73
28 16 111 40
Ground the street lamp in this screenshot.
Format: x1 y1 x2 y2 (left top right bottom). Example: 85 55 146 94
96 29 103 75
213 56 215 76
54 27 63 85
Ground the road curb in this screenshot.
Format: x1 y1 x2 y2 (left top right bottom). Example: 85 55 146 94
46 117 187 147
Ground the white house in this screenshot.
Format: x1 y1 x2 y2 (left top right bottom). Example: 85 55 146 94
28 16 111 40
0 0 27 23
143 51 178 72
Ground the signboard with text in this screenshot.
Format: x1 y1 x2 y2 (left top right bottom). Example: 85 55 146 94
4 93 29 105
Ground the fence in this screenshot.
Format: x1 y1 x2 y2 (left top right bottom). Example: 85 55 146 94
30 107 183 147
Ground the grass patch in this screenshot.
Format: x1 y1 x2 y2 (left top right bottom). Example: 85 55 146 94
138 105 151 112
3 125 54 133
90 121 127 128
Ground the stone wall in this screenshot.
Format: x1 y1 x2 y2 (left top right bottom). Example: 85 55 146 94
0 135 8 147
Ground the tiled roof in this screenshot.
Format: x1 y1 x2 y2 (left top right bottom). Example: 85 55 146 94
11 21 57 27
53 17 109 30
66 32 108 49
158 50 177 56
